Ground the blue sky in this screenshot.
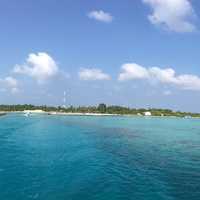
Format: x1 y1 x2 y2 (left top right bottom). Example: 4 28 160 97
0 0 200 112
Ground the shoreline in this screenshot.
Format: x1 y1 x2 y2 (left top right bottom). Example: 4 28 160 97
3 111 200 119
48 112 120 116
3 111 121 117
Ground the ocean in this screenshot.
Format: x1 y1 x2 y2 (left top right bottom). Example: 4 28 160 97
0 114 200 200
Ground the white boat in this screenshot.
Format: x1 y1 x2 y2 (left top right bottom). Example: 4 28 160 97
24 111 30 117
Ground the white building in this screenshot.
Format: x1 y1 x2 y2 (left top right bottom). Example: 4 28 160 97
144 111 152 116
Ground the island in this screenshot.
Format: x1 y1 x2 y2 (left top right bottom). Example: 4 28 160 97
0 104 199 118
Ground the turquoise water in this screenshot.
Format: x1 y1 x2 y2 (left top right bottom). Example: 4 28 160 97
0 114 200 200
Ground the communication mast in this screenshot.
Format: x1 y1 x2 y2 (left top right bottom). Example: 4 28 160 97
63 91 67 108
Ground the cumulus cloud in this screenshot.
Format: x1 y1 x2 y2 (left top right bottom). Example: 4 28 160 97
143 0 196 32
13 52 59 83
88 10 113 23
118 63 200 91
79 68 111 81
118 63 149 81
0 76 19 94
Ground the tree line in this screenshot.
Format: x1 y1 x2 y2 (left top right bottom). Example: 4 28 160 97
0 104 199 117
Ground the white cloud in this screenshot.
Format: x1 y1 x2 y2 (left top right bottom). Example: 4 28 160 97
163 90 172 95
13 52 59 83
118 63 149 81
143 0 196 32
79 68 111 81
4 76 18 88
88 10 113 23
0 76 19 94
11 87 20 94
118 63 200 91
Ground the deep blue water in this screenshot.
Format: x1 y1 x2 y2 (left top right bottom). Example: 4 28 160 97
0 114 200 200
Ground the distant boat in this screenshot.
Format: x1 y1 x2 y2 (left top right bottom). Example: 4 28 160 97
23 110 44 117
184 115 192 119
24 111 30 117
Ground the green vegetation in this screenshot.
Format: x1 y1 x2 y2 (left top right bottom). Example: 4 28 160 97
0 104 199 118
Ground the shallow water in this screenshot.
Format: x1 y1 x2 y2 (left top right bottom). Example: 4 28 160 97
0 114 200 200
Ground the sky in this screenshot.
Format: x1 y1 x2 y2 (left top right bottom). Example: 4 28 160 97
0 0 200 112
